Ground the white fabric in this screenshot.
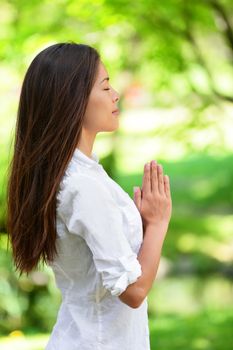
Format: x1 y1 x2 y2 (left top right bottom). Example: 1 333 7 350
45 148 151 350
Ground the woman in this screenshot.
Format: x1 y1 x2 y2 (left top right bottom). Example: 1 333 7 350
7 42 172 350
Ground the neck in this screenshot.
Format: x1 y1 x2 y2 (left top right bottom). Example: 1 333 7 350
76 128 96 159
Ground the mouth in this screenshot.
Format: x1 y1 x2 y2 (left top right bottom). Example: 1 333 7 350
112 109 120 116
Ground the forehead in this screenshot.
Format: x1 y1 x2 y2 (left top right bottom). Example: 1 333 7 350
98 61 108 78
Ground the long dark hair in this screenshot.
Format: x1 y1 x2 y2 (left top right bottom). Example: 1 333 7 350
6 42 100 275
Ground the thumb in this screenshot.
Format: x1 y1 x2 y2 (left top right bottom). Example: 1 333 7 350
133 186 141 211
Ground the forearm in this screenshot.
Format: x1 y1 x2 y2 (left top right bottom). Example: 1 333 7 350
118 222 168 308
119 224 168 308
136 222 168 298
119 159 172 308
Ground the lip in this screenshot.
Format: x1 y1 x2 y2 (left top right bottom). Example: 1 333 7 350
112 109 119 115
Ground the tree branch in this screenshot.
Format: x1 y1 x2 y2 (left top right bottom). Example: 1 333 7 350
139 9 233 103
208 0 233 56
182 3 233 103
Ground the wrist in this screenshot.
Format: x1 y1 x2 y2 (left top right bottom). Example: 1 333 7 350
144 221 169 236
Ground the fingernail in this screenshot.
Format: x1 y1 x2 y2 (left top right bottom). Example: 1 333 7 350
133 186 139 193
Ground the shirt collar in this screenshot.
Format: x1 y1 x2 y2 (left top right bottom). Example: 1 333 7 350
72 147 101 168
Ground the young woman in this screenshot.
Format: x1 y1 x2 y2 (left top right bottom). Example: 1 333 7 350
7 42 172 350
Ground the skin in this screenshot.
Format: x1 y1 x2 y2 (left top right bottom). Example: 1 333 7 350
77 60 172 308
134 161 172 228
77 61 120 157
119 161 172 308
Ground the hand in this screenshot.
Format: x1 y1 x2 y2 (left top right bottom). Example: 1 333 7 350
133 160 172 228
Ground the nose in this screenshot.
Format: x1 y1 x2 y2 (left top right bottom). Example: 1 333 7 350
112 89 120 102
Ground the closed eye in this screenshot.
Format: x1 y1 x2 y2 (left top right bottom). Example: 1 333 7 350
104 88 110 90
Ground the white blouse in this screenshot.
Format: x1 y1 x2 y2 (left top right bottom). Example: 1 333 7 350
45 148 150 350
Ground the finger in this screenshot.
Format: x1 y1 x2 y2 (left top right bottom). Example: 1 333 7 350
142 162 151 196
164 175 170 198
151 160 158 193
157 164 165 195
133 187 141 210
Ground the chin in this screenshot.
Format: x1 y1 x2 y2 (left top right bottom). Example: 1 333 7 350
103 121 120 132
106 126 119 132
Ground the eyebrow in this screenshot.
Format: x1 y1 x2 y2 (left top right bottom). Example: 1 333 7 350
100 77 109 84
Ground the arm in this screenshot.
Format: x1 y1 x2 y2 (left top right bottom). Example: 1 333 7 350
119 222 168 308
118 159 172 308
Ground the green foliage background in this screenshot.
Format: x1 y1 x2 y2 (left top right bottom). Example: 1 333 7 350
0 0 232 349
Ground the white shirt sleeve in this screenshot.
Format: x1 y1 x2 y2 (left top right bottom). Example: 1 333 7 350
57 173 142 297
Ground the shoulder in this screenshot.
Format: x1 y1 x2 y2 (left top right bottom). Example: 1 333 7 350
57 171 113 206
62 171 107 192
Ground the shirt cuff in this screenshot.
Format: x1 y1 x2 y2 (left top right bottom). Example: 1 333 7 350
94 252 142 297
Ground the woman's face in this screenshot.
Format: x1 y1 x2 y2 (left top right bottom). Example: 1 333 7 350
83 61 120 133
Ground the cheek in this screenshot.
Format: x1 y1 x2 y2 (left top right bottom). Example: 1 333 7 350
87 91 107 114
94 91 109 109
83 91 109 128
